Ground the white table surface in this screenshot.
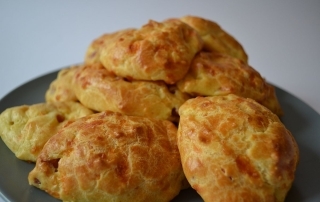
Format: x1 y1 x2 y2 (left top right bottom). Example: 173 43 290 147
0 2 320 202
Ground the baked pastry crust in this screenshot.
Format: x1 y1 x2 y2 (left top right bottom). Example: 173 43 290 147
177 95 299 202
99 19 203 84
177 52 282 116
0 101 93 162
180 15 248 63
72 63 190 122
28 111 185 202
45 66 79 102
84 28 135 65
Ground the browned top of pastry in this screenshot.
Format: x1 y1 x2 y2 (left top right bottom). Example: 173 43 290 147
177 52 282 116
177 95 299 202
28 111 185 201
0 101 93 162
72 63 190 122
99 19 203 84
45 66 79 102
180 15 248 63
84 28 135 65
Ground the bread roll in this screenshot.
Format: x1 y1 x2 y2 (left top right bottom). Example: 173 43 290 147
0 101 93 162
177 52 282 116
177 95 299 202
72 63 190 122
84 28 135 65
45 66 79 102
100 19 203 84
29 111 186 202
180 15 248 63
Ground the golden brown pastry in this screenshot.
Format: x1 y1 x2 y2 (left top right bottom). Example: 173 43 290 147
72 63 190 122
0 101 93 162
45 66 79 102
99 19 203 84
177 52 282 116
84 28 135 64
177 95 299 202
28 111 186 202
180 15 248 63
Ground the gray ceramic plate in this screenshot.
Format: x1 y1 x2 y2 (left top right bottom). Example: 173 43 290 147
0 69 320 202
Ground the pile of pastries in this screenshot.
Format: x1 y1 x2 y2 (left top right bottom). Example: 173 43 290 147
0 15 299 202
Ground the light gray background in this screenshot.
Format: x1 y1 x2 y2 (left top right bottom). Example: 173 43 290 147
1 0 320 116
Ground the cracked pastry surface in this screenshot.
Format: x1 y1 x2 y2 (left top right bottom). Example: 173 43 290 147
28 111 186 202
177 95 299 202
99 19 203 84
180 15 248 63
177 52 282 116
72 63 190 122
45 66 79 102
0 101 93 162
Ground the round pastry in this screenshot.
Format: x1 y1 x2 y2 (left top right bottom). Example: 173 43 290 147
180 15 248 63
72 63 190 122
177 52 282 116
0 101 93 162
99 19 203 84
45 66 79 102
28 111 186 202
177 95 299 202
84 28 135 65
